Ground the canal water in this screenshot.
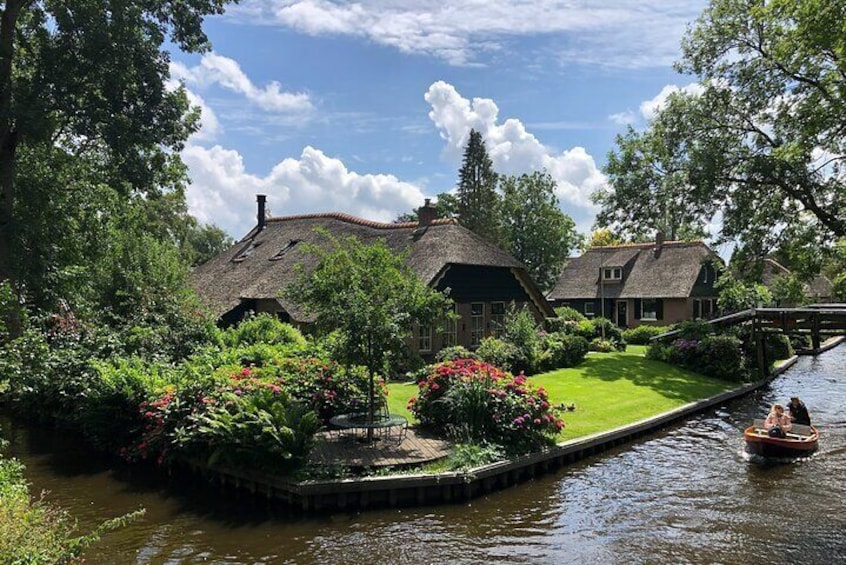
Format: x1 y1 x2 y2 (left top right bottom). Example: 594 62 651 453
3 345 845 564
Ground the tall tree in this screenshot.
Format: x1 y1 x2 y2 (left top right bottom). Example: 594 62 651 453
456 129 502 245
672 0 846 242
287 232 452 436
584 228 623 250
596 102 712 242
500 171 579 291
0 0 232 331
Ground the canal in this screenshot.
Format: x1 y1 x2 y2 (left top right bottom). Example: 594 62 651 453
3 345 845 564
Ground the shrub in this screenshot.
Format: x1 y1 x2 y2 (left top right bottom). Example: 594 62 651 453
589 338 616 353
676 320 713 341
538 333 589 370
476 337 521 372
127 369 322 472
435 345 477 362
667 338 701 367
697 335 745 381
553 306 587 322
222 314 307 350
502 305 542 374
767 334 794 361
269 358 373 423
442 443 505 470
623 325 672 345
408 359 564 453
645 342 672 362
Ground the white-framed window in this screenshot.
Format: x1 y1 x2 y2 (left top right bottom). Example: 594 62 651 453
470 303 485 347
418 324 432 352
694 298 716 319
442 304 457 347
641 298 658 321
603 267 623 281
584 301 595 318
490 302 506 338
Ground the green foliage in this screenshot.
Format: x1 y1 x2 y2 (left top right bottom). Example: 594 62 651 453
435 345 477 362
221 314 307 349
456 129 502 245
589 338 616 353
0 443 144 564
502 304 543 374
770 273 808 306
676 319 714 341
537 333 589 371
696 335 746 381
767 334 794 362
596 116 710 242
623 325 672 345
476 337 522 372
442 443 506 471
287 231 452 424
717 272 773 312
409 359 564 453
500 171 580 291
553 306 587 322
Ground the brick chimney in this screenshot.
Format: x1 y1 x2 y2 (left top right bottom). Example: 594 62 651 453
256 194 267 231
418 198 437 227
653 230 665 258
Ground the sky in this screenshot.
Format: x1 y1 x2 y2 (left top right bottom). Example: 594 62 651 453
171 0 710 242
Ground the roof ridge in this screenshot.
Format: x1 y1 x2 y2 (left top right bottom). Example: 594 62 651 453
265 212 458 230
588 240 705 251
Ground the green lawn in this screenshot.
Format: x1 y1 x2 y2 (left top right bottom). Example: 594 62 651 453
387 346 735 442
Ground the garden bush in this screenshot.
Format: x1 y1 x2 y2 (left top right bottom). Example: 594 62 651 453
553 306 587 322
476 337 522 373
697 335 746 381
676 319 713 341
502 305 542 374
221 314 307 350
537 333 589 371
589 338 616 353
767 334 794 362
435 345 477 362
622 324 672 345
408 359 564 453
127 369 321 472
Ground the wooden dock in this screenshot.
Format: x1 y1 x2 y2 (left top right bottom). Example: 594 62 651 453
308 427 451 468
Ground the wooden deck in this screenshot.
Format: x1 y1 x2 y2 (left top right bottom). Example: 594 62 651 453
308 426 452 468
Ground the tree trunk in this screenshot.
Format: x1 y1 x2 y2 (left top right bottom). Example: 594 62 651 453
0 1 27 337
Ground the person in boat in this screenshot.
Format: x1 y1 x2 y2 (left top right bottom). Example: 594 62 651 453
787 396 811 426
763 404 792 438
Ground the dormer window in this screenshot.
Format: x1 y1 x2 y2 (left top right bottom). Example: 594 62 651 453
270 239 302 261
232 240 262 263
603 267 623 281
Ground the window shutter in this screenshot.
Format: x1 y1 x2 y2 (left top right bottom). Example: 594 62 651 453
634 298 642 319
656 299 664 321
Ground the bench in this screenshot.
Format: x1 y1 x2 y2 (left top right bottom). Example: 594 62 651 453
752 419 813 438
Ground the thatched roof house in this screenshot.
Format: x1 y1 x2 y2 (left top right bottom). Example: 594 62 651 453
547 236 721 327
192 197 553 355
761 258 834 305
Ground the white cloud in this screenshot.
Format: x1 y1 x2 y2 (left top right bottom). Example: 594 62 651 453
233 0 705 67
183 144 426 237
608 110 637 126
424 80 604 232
170 53 313 114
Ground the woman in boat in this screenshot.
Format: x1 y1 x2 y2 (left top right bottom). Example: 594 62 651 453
788 396 811 426
764 404 792 438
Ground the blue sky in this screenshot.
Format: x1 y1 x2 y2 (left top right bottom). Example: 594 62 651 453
171 0 708 241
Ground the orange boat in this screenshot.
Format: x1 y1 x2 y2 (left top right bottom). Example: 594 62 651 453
744 420 819 458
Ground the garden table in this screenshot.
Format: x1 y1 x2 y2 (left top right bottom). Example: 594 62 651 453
329 412 408 445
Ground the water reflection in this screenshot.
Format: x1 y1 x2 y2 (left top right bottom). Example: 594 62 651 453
3 345 845 564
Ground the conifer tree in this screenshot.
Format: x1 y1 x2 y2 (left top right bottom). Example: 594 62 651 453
456 129 502 245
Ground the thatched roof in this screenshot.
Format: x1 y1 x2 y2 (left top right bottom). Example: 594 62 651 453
548 241 719 301
191 212 549 321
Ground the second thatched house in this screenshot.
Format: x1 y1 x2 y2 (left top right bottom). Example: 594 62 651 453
547 235 721 328
191 196 554 357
